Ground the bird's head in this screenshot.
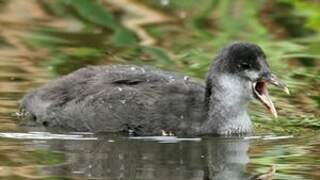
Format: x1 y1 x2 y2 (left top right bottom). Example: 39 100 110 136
211 42 289 117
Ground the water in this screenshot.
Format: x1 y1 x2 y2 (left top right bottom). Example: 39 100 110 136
0 131 319 179
0 0 319 179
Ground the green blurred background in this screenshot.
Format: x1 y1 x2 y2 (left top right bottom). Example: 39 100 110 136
0 1 320 179
0 0 319 132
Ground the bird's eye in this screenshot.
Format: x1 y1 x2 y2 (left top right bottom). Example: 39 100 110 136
240 63 251 70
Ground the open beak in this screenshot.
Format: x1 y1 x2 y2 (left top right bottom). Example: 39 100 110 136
253 74 289 118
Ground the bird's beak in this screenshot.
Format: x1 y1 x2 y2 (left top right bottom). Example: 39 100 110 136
253 73 289 118
268 74 290 95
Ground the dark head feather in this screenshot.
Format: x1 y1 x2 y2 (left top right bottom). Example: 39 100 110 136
214 42 267 74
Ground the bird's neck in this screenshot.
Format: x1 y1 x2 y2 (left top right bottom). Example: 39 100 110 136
201 74 252 135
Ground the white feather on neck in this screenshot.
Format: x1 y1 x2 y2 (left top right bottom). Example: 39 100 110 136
205 74 253 135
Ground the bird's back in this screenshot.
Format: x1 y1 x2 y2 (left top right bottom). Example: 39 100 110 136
20 65 206 135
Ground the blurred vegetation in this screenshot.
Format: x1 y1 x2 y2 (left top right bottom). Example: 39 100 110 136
1 1 319 179
1 0 319 132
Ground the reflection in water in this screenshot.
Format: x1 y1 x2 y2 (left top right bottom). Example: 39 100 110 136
40 136 250 180
203 138 249 180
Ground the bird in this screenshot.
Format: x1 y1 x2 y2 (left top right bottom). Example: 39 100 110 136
19 42 289 136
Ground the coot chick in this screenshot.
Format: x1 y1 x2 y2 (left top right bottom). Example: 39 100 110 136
20 42 289 136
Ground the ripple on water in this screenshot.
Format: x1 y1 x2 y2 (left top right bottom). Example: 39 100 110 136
0 132 98 140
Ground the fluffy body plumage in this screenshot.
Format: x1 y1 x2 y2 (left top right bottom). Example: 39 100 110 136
21 65 206 135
